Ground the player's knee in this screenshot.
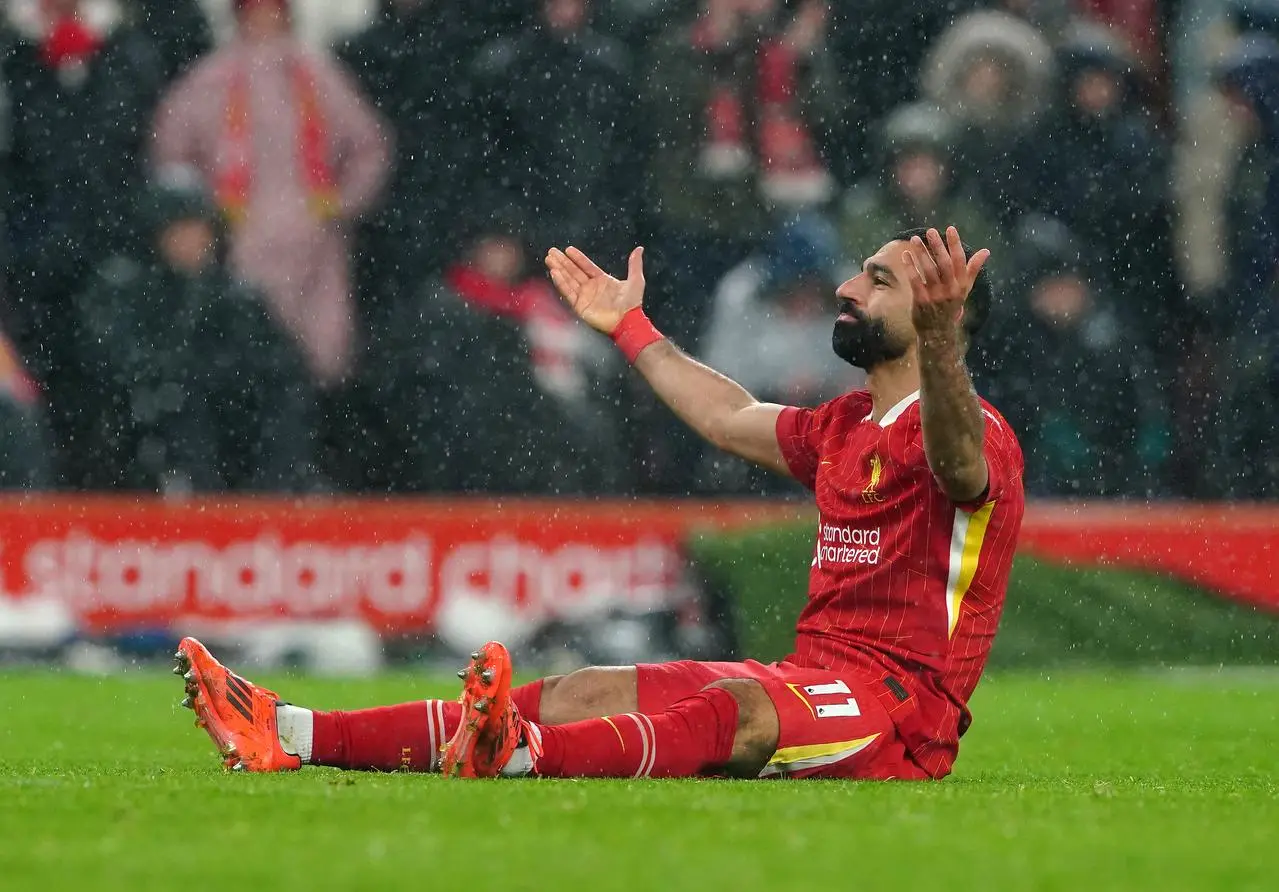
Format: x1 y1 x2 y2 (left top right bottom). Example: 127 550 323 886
536 675 565 710
539 666 638 724
703 679 779 777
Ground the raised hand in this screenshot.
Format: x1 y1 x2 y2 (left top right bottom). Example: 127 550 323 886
545 246 647 335
901 226 991 338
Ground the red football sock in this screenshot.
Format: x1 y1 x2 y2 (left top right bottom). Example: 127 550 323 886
310 699 454 771
531 688 739 778
513 679 544 723
311 678 545 771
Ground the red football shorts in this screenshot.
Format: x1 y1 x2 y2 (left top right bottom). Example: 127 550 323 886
636 659 927 780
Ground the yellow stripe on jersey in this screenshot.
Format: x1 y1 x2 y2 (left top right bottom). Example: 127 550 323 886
760 734 881 777
946 501 997 638
785 683 817 719
601 716 626 752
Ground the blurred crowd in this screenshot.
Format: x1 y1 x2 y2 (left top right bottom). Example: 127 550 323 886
0 0 1276 500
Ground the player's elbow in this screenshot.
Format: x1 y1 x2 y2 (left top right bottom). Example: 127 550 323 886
933 460 989 503
703 415 735 453
703 401 761 454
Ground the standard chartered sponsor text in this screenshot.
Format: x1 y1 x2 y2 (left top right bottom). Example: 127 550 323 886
816 521 882 567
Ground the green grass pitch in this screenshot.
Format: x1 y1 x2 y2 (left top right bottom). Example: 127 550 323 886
3 668 1277 891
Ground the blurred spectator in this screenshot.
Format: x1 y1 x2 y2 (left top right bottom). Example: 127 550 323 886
920 9 1055 227
444 215 619 415
698 213 860 494
1166 6 1277 496
73 173 320 494
198 0 380 48
976 217 1167 497
825 0 980 184
996 0 1074 45
1077 0 1161 71
1216 35 1279 328
2 0 164 486
1208 36 1279 497
362 213 625 494
1015 22 1176 339
0 2 1261 501
130 0 214 84
1170 1 1279 295
703 213 859 405
837 102 1003 271
642 0 843 346
471 0 641 266
1171 0 1262 108
150 0 392 390
338 0 476 316
0 331 55 489
1171 2 1257 301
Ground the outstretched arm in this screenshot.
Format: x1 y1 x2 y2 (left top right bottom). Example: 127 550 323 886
633 340 789 473
902 226 992 503
545 246 791 476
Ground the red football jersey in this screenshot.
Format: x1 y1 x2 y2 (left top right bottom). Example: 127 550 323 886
775 389 1025 777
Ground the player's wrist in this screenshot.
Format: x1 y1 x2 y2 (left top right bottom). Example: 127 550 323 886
916 325 962 353
610 306 664 364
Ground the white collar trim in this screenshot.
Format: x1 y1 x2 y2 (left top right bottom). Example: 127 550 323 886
865 390 921 427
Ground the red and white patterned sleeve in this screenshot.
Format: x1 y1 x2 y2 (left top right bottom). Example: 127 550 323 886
775 405 824 491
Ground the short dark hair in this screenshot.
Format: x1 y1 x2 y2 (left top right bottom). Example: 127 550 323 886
891 227 991 340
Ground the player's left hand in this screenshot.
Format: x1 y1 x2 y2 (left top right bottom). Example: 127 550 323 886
903 226 991 338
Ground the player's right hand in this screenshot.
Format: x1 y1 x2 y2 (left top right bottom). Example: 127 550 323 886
545 246 646 335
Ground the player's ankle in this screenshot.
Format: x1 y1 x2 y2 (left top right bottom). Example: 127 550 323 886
276 704 314 763
498 721 542 777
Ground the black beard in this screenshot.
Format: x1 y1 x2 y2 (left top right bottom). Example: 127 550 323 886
831 302 908 370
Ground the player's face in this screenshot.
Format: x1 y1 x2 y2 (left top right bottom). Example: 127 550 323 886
831 240 916 370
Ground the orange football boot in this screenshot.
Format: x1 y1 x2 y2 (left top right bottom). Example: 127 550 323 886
441 641 527 778
173 636 301 773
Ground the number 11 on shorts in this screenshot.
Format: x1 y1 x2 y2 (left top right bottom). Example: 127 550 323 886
801 680 861 718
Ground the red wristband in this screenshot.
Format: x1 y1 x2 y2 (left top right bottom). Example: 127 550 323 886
610 307 664 364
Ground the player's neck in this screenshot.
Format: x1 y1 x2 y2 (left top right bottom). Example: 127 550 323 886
865 356 920 424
